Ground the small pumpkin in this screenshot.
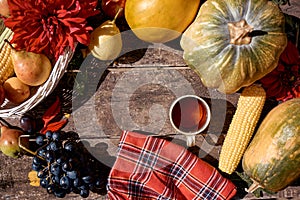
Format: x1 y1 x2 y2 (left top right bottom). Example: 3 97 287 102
180 0 287 94
242 98 300 193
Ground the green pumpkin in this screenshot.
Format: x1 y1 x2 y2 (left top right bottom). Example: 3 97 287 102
180 0 287 94
242 98 300 193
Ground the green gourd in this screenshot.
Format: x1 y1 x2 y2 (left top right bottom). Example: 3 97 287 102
180 0 287 94
242 98 300 193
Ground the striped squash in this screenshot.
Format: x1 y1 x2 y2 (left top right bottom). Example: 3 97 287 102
242 98 300 193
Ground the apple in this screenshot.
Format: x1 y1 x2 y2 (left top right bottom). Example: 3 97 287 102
0 0 10 17
101 0 126 19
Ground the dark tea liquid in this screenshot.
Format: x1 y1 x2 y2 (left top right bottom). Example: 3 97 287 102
171 97 208 133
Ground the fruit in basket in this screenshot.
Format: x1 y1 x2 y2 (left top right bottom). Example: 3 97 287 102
0 85 5 105
101 0 126 19
9 43 52 86
125 0 201 43
3 77 30 104
0 0 10 17
0 124 24 158
88 9 122 60
242 98 300 193
180 0 287 94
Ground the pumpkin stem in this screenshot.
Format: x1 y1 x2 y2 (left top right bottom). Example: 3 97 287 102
228 19 254 45
246 180 262 193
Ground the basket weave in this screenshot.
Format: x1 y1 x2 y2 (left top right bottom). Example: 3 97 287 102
0 21 75 118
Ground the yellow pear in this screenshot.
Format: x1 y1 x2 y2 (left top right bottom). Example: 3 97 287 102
88 9 122 60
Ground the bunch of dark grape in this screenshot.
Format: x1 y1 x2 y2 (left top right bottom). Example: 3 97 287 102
31 130 108 198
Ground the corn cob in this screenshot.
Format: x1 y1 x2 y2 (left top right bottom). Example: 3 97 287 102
218 84 266 174
0 41 14 85
0 20 5 36
0 27 13 49
0 27 14 85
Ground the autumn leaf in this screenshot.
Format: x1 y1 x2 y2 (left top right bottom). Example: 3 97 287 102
28 170 40 187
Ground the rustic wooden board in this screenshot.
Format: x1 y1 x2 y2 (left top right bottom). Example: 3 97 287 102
1 42 300 199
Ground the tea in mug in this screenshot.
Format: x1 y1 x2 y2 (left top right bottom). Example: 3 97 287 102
170 96 208 133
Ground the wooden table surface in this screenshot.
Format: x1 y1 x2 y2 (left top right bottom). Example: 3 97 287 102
1 1 300 198
1 37 299 199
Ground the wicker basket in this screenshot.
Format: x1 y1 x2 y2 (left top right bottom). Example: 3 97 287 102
0 21 75 118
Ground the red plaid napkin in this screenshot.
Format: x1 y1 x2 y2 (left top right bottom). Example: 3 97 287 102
107 131 237 200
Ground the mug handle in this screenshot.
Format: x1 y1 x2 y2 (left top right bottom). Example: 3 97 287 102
186 135 196 147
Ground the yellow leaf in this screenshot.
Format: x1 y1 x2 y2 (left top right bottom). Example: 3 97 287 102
28 170 40 187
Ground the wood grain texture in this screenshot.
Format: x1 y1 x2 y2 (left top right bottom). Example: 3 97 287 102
280 0 300 19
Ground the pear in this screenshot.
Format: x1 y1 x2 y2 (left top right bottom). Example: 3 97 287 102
0 124 24 158
3 77 30 104
0 0 10 17
88 8 123 60
5 40 52 86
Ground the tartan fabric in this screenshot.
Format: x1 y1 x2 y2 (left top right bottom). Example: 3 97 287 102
107 131 237 200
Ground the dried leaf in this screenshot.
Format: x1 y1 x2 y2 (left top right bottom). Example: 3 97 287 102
42 96 61 128
40 118 68 134
28 170 40 187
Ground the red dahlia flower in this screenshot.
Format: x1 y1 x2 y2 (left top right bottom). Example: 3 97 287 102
4 0 99 60
259 41 300 102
